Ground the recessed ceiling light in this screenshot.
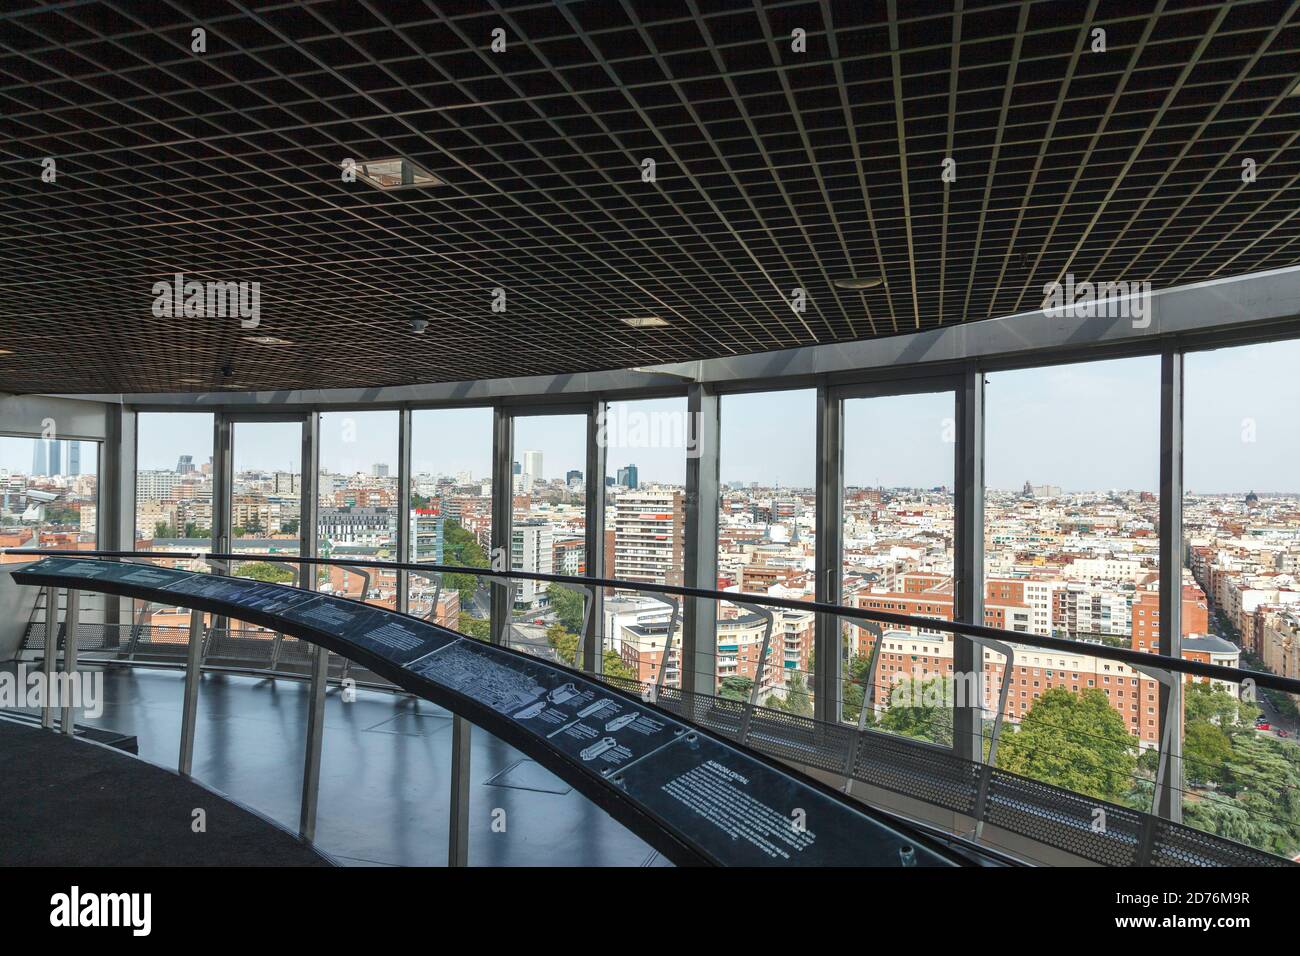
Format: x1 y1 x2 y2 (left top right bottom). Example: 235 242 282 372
350 157 442 190
620 316 669 329
243 335 293 346
834 276 884 290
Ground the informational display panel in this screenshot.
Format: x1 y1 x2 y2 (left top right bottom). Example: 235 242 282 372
10 558 958 868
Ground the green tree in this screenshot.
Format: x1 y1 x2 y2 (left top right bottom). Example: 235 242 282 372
878 675 954 745
1184 721 1234 786
235 561 295 584
153 521 176 538
841 654 874 724
995 688 1138 803
460 616 491 642
546 583 586 634
547 623 578 666
768 671 814 717
442 520 488 605
1182 732 1300 857
719 676 753 702
1185 680 1256 728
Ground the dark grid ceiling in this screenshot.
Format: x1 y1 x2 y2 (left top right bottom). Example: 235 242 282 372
1 0 1299 395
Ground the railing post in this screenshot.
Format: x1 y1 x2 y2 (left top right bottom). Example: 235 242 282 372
41 586 57 730
448 715 471 867
298 643 329 843
739 602 775 745
60 589 80 735
178 610 206 775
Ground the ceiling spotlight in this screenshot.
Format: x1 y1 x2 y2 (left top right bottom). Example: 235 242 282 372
833 276 883 291
243 335 293 346
410 317 428 334
620 315 669 329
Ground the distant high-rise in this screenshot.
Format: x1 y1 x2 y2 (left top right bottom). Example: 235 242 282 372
522 450 543 483
616 464 639 489
512 460 521 475
176 454 194 474
565 469 582 485
67 442 80 477
31 440 47 476
372 463 390 478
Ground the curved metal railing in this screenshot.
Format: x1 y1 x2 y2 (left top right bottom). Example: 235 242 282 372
5 547 1298 867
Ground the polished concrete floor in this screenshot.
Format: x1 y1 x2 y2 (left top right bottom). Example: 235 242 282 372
2 662 668 867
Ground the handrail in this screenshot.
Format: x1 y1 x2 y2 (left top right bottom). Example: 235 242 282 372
6 547 1300 696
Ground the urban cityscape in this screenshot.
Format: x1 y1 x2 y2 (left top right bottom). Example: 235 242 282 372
1 353 1298 858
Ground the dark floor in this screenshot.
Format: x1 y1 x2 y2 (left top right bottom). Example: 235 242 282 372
0 718 331 866
1 663 668 867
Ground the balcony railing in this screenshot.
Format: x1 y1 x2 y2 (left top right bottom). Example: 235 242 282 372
5 547 1299 867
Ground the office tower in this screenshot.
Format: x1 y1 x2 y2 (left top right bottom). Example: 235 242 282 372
176 454 194 474
522 450 543 483
372 463 390 478
67 442 80 477
31 440 47 477
616 464 638 489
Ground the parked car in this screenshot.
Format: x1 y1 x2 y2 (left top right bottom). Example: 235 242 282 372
1277 729 1291 738
1256 721 1271 731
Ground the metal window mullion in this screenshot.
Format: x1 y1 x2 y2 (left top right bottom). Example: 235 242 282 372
300 412 319 586
583 399 607 673
953 366 985 765
490 407 513 646
682 384 719 712
813 384 842 724
1155 347 1184 823
397 407 412 614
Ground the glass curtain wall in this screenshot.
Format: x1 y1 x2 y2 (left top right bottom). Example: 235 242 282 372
317 410 399 609
409 407 494 639
982 357 1161 808
717 389 817 713
600 396 689 688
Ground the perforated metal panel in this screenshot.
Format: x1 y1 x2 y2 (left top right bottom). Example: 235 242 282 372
1150 818 1295 868
980 768 1145 867
852 729 982 816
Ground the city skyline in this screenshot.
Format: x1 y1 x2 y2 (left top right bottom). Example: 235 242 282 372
10 342 1300 494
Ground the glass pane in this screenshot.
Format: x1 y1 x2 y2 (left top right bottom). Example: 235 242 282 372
510 414 587 662
230 421 302 579
318 411 398 609
841 390 956 742
717 390 816 712
0 436 98 551
982 357 1160 808
1181 340 1300 856
409 407 493 640
601 397 689 689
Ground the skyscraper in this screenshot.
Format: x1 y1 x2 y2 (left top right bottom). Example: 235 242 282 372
67 442 80 477
616 464 639 489
30 440 47 477
522 450 543 483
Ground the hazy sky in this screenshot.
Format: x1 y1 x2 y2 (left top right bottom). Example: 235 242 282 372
8 340 1298 493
